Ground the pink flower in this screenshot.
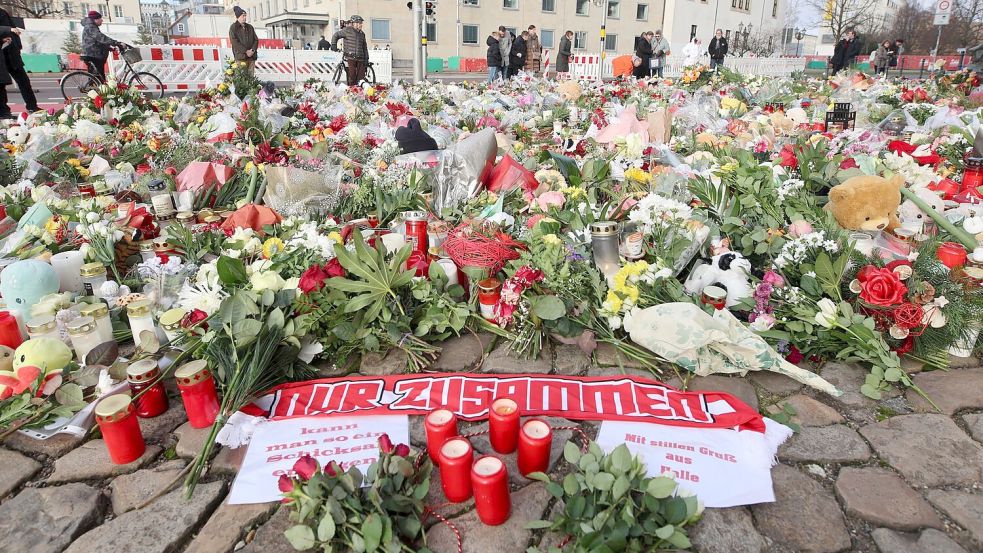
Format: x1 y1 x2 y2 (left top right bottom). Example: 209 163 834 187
292 455 319 481
786 220 812 238
762 270 785 288
535 191 566 211
378 434 394 454
526 214 546 229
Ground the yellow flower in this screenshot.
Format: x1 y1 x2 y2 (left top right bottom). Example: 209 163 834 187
623 285 640 304
43 217 61 235
262 237 285 259
624 167 652 184
67 158 81 167
197 116 206 124
605 290 624 313
327 231 343 244
719 161 738 173
78 168 90 178
561 186 586 200
245 161 255 173
365 87 376 96
542 234 562 246
218 83 228 91
226 69 234 75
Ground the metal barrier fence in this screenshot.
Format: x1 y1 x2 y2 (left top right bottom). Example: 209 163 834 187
108 46 394 90
562 52 805 81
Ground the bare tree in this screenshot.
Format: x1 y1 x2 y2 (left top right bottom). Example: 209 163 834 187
804 0 880 41
950 0 983 50
739 26 787 56
0 0 64 18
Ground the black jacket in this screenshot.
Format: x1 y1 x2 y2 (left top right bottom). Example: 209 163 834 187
831 38 860 67
0 26 11 85
708 37 728 60
486 35 502 67
82 16 119 59
556 35 571 72
331 25 369 61
317 38 330 50
509 35 526 68
633 35 653 78
0 10 23 70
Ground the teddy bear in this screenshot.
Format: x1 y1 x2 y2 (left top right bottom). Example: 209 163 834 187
897 187 945 231
557 80 582 102
826 174 903 232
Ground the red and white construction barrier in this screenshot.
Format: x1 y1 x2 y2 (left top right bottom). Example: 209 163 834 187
109 46 394 91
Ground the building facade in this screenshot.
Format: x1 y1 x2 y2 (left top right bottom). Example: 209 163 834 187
140 0 179 38
225 0 784 62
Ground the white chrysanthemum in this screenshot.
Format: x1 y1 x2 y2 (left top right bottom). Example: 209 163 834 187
178 280 227 315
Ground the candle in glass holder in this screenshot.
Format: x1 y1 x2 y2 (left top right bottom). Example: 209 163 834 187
962 155 983 192
590 221 621 279
79 302 113 345
471 456 511 526
127 300 157 344
425 409 458 464
95 394 146 464
477 278 501 322
67 316 100 362
126 359 169 418
159 308 187 344
175 360 220 428
700 286 727 310
489 398 520 454
50 250 85 293
438 437 474 503
937 241 968 269
517 419 553 477
0 311 23 349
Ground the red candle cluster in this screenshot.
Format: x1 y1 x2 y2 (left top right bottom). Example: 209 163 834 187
425 409 458 465
126 359 169 418
95 394 146 464
0 311 23 349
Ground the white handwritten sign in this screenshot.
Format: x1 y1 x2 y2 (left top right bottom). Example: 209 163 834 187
228 415 409 504
596 419 789 507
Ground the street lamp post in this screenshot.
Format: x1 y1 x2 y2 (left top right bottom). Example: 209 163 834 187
795 28 803 57
737 23 743 52
742 24 751 53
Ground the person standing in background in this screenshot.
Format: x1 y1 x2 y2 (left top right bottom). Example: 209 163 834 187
708 28 727 70
229 6 259 74
498 26 512 80
317 35 331 50
873 40 890 76
650 30 671 77
509 30 527 78
486 30 502 83
556 30 572 76
0 9 37 114
81 10 122 83
331 15 369 85
633 31 653 79
524 25 542 75
0 26 22 119
888 38 904 74
830 29 860 75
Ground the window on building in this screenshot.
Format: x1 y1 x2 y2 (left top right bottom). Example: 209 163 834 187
540 28 554 47
731 0 736 6
541 0 554 11
426 21 437 42
573 30 587 49
575 0 588 14
607 0 619 17
113 5 123 17
690 25 697 39
604 34 617 50
462 24 479 44
503 0 517 8
462 0 479 5
176 22 185 33
636 3 647 19
725 29 731 39
370 18 390 40
772 0 777 15
62 2 71 14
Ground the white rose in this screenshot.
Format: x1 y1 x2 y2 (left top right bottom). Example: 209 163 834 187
814 298 838 329
249 270 285 293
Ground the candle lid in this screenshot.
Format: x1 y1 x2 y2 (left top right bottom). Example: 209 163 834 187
126 359 160 383
127 299 153 317
139 240 155 252
159 308 187 329
589 221 619 236
219 210 235 218
175 360 211 384
95 394 133 421
26 314 56 333
203 215 221 224
492 398 518 415
522 420 551 439
79 302 109 320
80 262 107 278
473 456 505 476
66 315 96 336
440 438 472 459
477 278 501 293
402 210 427 222
427 409 455 425
176 211 195 223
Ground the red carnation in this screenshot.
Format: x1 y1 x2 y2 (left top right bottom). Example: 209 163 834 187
93 95 105 109
298 264 331 293
324 258 345 278
777 144 799 169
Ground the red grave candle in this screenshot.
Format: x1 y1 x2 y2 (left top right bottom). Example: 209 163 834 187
471 456 511 525
126 359 169 418
438 438 474 503
95 394 146 464
0 311 24 349
517 419 553 477
489 398 520 454
937 242 968 269
425 409 459 465
175 360 220 429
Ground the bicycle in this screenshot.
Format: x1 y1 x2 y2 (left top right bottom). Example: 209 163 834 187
332 53 376 86
60 44 165 101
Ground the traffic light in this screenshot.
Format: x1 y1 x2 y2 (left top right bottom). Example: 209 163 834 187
426 1 435 14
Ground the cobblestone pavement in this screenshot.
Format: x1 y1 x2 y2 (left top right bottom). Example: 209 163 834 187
2 334 981 553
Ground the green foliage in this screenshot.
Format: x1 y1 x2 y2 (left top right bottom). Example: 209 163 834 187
527 442 702 552
61 31 82 55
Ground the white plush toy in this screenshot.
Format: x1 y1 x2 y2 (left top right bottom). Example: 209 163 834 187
684 251 753 308
897 188 945 231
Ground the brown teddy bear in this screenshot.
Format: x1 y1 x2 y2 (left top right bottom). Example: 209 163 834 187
826 174 903 232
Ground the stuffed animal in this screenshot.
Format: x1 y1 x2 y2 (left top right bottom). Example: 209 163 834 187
898 187 945 231
684 251 753 308
557 80 582 102
13 337 72 374
826 174 903 232
0 259 60 318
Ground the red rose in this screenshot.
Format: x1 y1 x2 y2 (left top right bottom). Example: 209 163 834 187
292 454 319 481
839 158 858 170
785 345 804 364
93 95 104 108
777 144 799 169
859 267 908 306
324 258 345 278
277 474 294 493
298 263 331 293
324 461 339 477
181 309 208 330
378 434 394 454
394 443 410 457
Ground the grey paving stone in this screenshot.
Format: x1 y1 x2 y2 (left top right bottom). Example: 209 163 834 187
0 483 104 553
778 425 871 463
0 448 41 498
908 368 983 415
833 467 942 531
691 506 767 553
48 441 161 483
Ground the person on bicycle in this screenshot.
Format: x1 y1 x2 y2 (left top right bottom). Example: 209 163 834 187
330 15 369 86
81 11 123 84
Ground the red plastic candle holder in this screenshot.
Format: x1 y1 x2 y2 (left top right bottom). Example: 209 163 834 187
126 359 169 418
937 241 968 269
425 409 459 465
489 398 520 454
471 456 511 525
517 419 553 477
438 438 474 503
95 394 146 464
175 360 220 429
0 311 23 349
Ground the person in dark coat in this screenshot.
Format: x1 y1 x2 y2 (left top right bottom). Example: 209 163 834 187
830 30 861 75
82 11 122 83
0 10 37 113
707 28 728 70
317 36 330 50
508 31 527 78
229 6 259 74
0 26 20 119
633 31 654 79
486 31 502 83
556 30 572 74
